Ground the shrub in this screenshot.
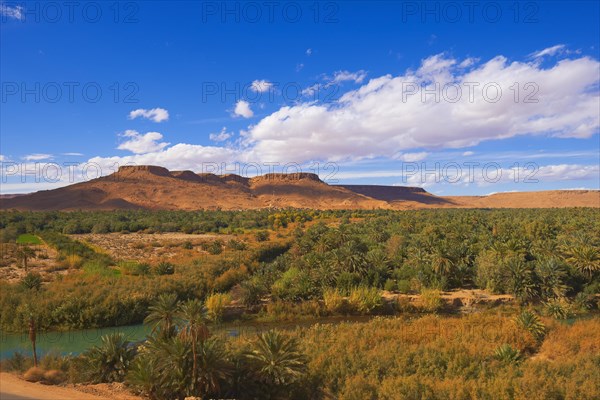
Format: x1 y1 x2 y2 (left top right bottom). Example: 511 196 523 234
23 366 45 382
272 267 315 301
227 239 247 251
323 288 346 314
239 279 266 306
384 279 397 292
20 272 42 291
44 369 67 384
213 266 248 292
513 310 545 343
348 286 382 315
208 241 223 255
544 297 573 320
205 293 231 322
419 289 443 313
255 230 270 242
182 241 193 249
155 262 175 275
397 279 412 294
493 344 522 364
4 352 30 372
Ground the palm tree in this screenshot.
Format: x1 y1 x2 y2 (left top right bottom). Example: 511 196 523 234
177 299 210 390
513 310 545 343
565 245 600 280
16 245 35 272
28 316 38 367
144 293 179 339
245 331 307 399
535 258 568 300
506 258 537 303
84 333 136 383
494 344 522 364
194 337 232 397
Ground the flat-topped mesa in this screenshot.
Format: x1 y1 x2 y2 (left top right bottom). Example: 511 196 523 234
117 165 172 177
251 172 322 184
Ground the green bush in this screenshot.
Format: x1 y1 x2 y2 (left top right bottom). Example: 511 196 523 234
155 262 175 275
348 286 382 314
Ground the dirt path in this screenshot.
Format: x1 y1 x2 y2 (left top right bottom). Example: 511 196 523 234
0 373 139 400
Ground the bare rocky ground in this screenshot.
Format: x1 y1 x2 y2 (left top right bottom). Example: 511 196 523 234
0 242 64 283
72 232 231 263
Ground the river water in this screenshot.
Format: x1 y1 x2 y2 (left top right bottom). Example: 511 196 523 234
0 316 375 360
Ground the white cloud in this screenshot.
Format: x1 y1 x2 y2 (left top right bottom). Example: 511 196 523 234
209 127 233 142
117 130 170 154
250 80 273 93
462 151 475 156
0 155 5 162
395 152 429 162
458 58 478 68
296 63 304 72
0 4 23 20
23 154 53 161
332 70 367 84
306 48 313 56
530 44 566 58
234 100 254 118
90 144 239 173
62 152 84 156
245 53 599 162
128 108 170 123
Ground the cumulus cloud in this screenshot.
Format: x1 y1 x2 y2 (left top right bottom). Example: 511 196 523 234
250 80 273 93
306 48 313 56
245 53 599 162
23 154 53 161
85 51 599 188
209 127 233 142
234 100 254 118
0 155 6 162
117 130 170 154
90 144 239 173
128 108 170 123
0 3 23 20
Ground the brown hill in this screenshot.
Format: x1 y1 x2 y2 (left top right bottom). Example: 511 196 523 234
0 166 386 211
0 165 598 211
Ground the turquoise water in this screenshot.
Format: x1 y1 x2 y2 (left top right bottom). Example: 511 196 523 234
0 324 150 360
0 316 375 360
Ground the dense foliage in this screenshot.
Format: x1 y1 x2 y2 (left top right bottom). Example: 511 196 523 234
0 208 598 332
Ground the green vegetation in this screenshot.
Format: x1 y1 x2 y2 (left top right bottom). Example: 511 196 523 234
16 233 42 245
3 303 599 400
0 208 598 333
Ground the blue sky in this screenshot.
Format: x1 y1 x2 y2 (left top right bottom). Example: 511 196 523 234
1 1 599 195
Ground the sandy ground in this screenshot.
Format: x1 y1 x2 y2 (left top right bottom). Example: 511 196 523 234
71 232 229 262
0 373 141 400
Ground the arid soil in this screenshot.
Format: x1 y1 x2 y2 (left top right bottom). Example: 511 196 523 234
0 242 63 283
2 165 597 211
0 372 141 400
72 232 230 262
